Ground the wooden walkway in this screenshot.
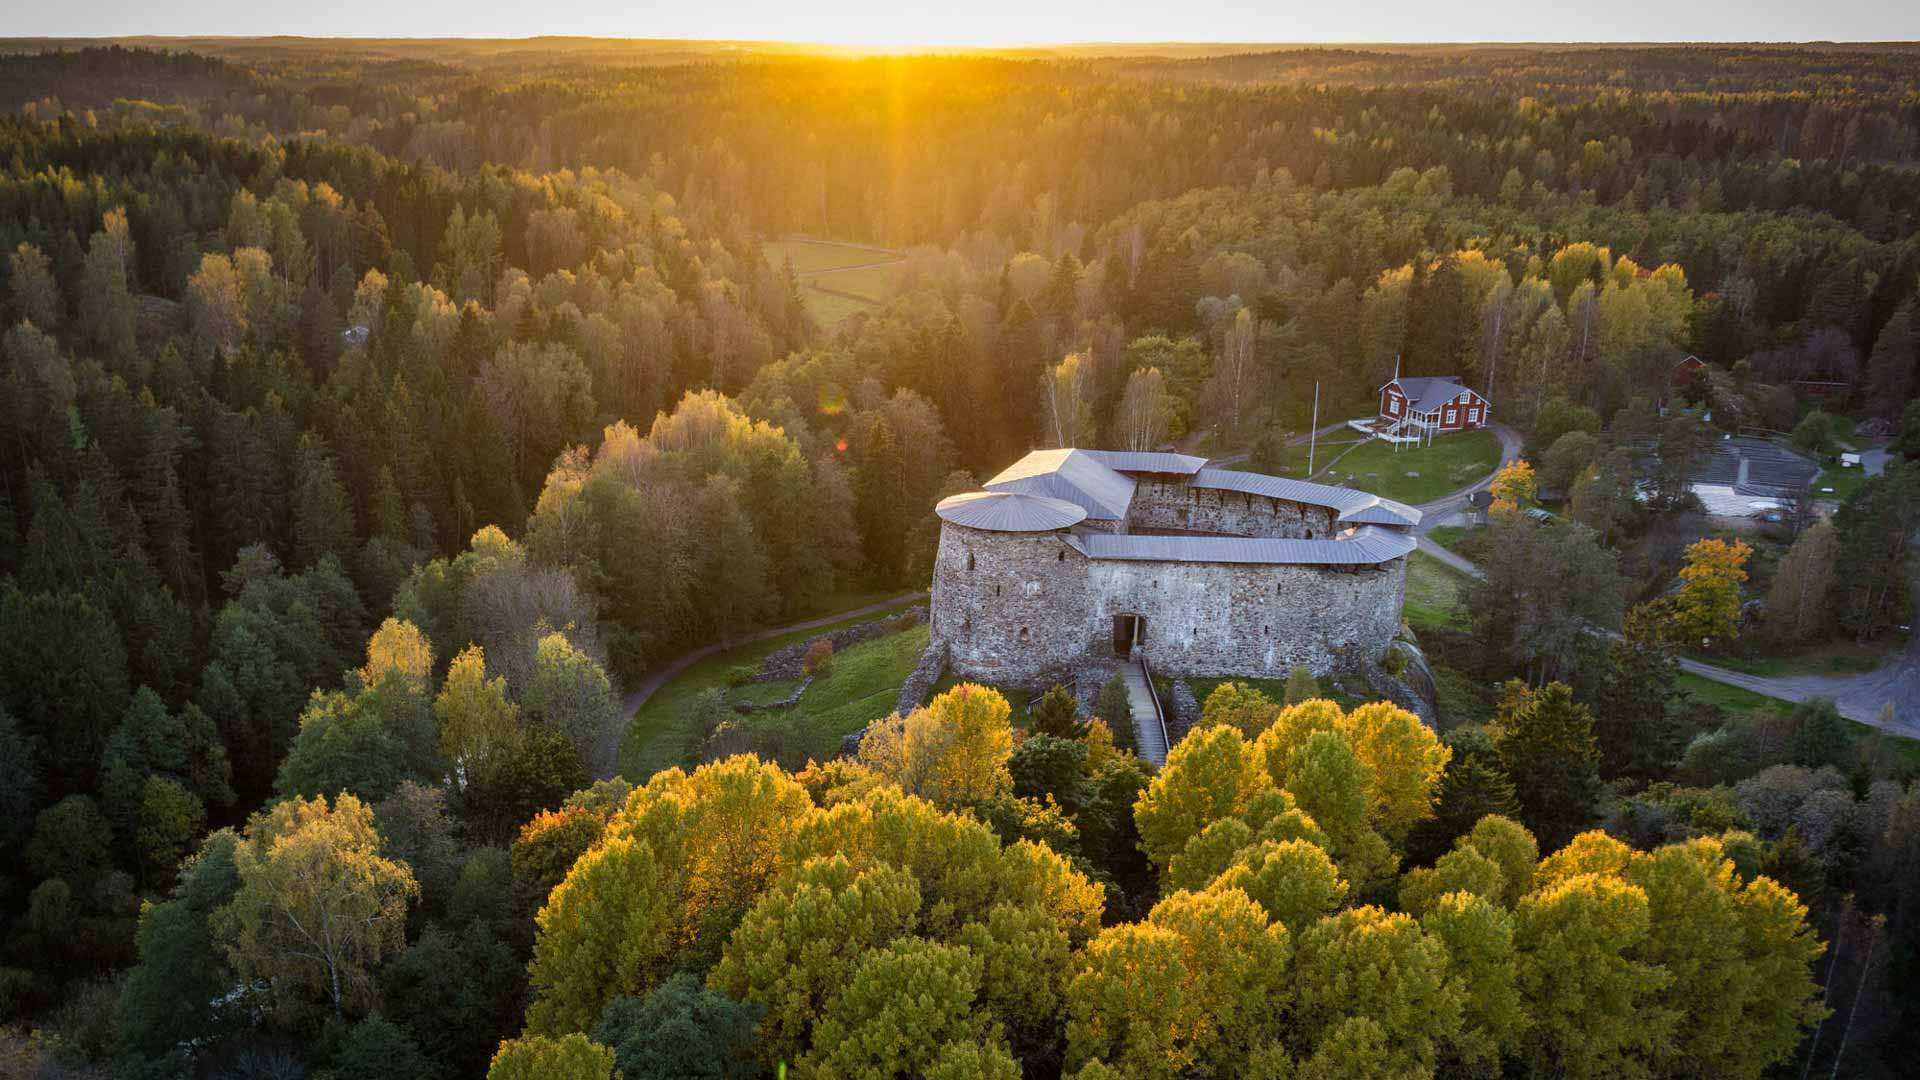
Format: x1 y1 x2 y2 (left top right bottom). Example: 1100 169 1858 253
1122 660 1169 767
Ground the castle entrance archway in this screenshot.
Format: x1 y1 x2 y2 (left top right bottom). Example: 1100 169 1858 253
1112 614 1145 658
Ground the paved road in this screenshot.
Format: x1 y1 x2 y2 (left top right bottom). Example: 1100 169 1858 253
1416 534 1920 736
1411 422 1525 534
600 591 928 778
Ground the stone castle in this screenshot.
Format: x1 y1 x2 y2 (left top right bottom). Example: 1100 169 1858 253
929 449 1419 683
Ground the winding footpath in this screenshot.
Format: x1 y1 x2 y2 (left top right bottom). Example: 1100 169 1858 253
597 591 928 778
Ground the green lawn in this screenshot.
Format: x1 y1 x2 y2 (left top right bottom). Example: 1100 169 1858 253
1404 551 1470 630
1811 464 1868 503
764 239 895 275
1426 525 1472 552
814 262 891 303
620 601 926 779
1224 438 1366 477
799 283 877 329
1673 673 1778 713
1697 640 1888 678
764 240 896 329
1315 431 1503 504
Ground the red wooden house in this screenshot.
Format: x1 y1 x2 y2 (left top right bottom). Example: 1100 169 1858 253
1377 376 1490 438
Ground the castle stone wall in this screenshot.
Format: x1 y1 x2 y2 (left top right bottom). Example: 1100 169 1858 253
1126 478 1341 539
1081 556 1407 677
932 517 1409 684
930 524 1092 677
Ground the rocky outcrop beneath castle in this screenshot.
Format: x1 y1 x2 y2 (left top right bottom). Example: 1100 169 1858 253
757 607 926 681
1354 637 1440 728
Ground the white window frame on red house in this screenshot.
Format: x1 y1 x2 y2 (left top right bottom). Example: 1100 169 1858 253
1444 406 1458 426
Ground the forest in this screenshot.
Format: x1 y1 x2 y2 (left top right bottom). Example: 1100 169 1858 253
1 37 1918 1079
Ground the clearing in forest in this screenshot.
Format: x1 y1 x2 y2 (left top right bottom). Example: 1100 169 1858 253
765 237 902 330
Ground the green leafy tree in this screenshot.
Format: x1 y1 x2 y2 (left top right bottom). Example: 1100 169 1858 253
1092 673 1134 753
436 645 521 783
213 794 419 1022
1514 871 1669 1079
1420 891 1527 1071
1289 905 1463 1076
593 973 764 1080
1133 723 1266 868
527 756 815 1032
381 921 526 1077
1282 666 1320 706
1200 681 1278 738
858 684 1014 808
803 938 1009 1080
136 776 206 885
708 856 923 1064
1767 520 1838 644
521 631 618 768
487 1034 617 1080
115 830 242 1065
330 1015 433 1080
98 687 233 845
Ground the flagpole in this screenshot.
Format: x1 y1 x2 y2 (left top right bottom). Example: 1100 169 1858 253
1308 382 1319 477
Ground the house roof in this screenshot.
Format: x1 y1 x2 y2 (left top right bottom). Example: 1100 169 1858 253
1064 526 1416 566
1690 437 1819 498
1387 375 1479 414
984 449 1137 520
1188 468 1422 528
935 491 1088 532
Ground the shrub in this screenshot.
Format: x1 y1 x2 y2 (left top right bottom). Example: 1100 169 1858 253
1094 674 1135 753
723 665 758 688
1283 666 1320 705
802 640 834 679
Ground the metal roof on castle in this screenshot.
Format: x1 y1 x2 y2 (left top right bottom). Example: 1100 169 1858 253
1075 450 1210 476
1064 526 1417 566
1188 468 1421 528
984 449 1137 520
934 490 1089 532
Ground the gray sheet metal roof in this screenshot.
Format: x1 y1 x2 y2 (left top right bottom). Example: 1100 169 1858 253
985 449 1136 520
1189 468 1421 528
1390 376 1477 414
1076 450 1209 476
936 491 1088 532
1064 526 1416 566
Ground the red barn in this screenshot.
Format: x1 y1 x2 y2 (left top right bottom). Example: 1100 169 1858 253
1378 376 1490 437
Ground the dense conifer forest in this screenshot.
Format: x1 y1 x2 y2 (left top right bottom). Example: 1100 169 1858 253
1 38 1918 1079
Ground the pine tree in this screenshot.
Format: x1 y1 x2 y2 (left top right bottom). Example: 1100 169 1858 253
1492 682 1600 849
292 430 357 571
1592 603 1681 782
855 416 909 585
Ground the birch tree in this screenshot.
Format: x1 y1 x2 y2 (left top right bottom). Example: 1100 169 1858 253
1043 352 1095 448
1118 366 1173 451
214 793 418 1021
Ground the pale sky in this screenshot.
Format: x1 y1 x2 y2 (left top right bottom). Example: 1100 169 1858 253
3 1 1918 46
